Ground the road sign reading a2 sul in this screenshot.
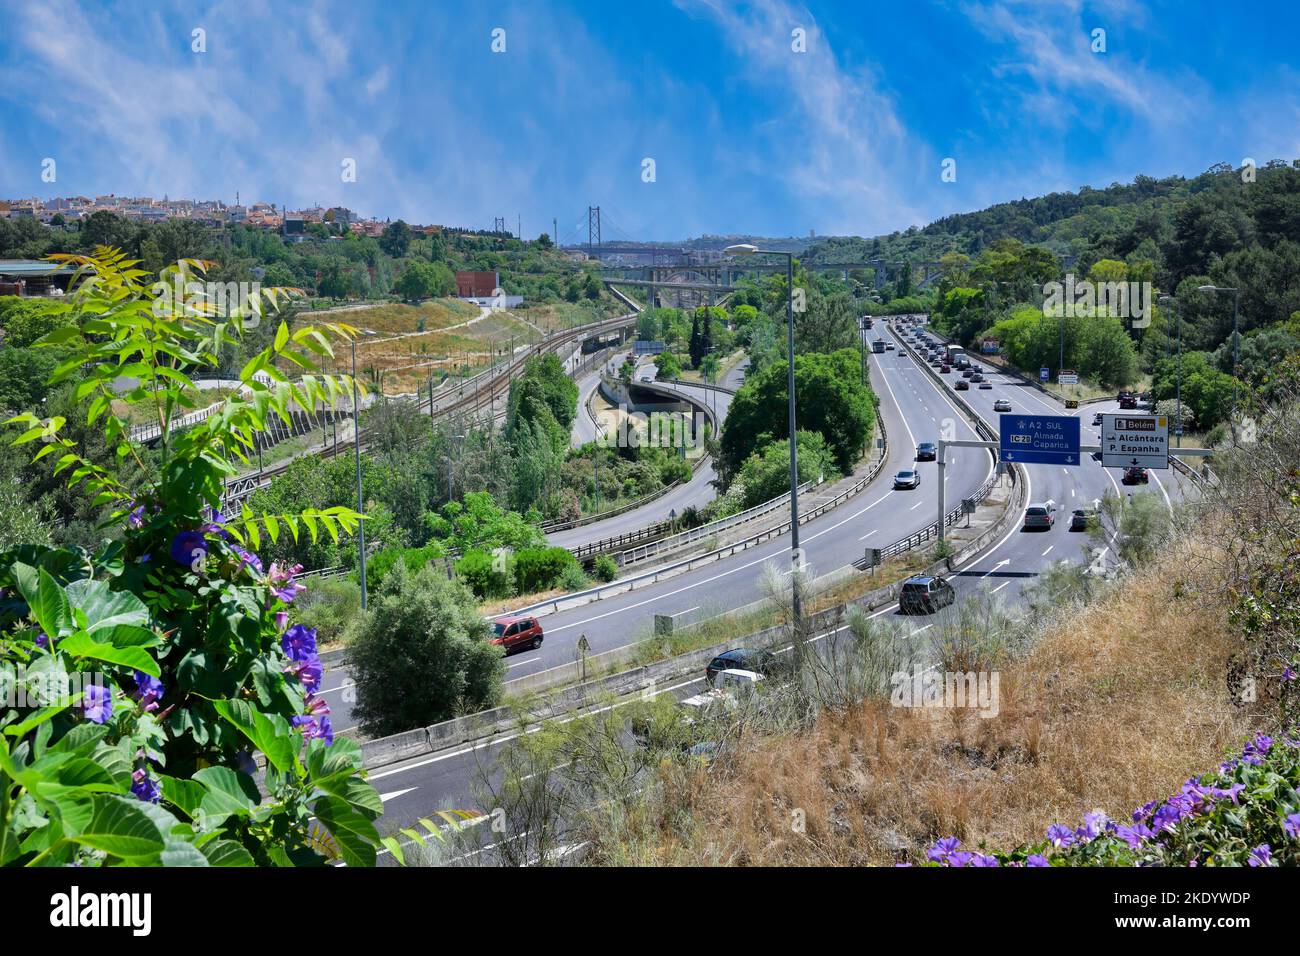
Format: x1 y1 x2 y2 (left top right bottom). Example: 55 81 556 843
1102 414 1169 470
999 414 1081 466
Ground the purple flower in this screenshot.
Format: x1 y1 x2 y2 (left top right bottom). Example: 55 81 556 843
1152 803 1184 833
170 530 207 569
82 683 113 724
1116 823 1154 849
1076 811 1108 842
275 610 289 633
1046 824 1075 848
1211 783 1246 805
290 657 322 694
293 712 334 746
927 836 961 863
1284 814 1300 840
1132 800 1157 823
235 751 258 776
133 671 164 712
1247 844 1272 867
1025 854 1050 867
131 768 162 804
970 854 1000 867
34 632 50 650
202 507 233 541
127 504 146 529
232 545 263 574
281 623 319 664
1284 666 1296 682
945 851 974 867
268 562 305 604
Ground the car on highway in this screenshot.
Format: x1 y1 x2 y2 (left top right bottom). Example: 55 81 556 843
978 381 993 389
1118 391 1138 409
706 648 777 685
1092 412 1104 426
491 615 544 653
1023 501 1056 530
970 372 983 382
993 398 1012 412
894 469 922 489
961 368 974 378
1122 465 1150 484
955 379 970 390
915 442 937 461
885 342 896 350
899 575 956 614
1069 507 1097 531
939 364 951 373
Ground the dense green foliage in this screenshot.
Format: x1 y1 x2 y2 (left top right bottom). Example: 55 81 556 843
0 251 382 866
720 349 876 482
346 564 505 737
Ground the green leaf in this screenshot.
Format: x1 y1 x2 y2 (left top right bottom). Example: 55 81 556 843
58 632 159 676
200 839 255 866
212 699 297 773
313 794 379 868
64 579 149 634
69 794 166 859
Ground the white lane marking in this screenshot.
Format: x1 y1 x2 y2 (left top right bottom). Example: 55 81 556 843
379 787 418 803
506 656 542 669
876 363 918 450
1150 470 1174 512
909 501 923 510
858 529 877 540
991 581 1010 593
321 681 354 695
1041 546 1054 557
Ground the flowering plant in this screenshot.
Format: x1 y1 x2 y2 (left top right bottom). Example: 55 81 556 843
919 729 1300 867
0 251 381 866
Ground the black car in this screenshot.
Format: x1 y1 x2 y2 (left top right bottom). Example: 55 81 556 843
955 379 969 390
899 575 956 614
1070 508 1096 531
916 442 937 461
1122 465 1149 484
706 647 777 685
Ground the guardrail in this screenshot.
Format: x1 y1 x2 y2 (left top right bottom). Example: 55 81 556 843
219 311 638 505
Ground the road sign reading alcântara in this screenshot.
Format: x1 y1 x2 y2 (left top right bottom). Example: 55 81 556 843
1101 414 1169 470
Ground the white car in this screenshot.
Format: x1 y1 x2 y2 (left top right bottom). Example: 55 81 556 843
993 399 1012 412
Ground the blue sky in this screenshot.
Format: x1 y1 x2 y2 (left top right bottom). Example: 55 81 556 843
2 0 1298 241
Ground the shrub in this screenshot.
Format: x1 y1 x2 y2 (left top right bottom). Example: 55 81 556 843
456 547 514 599
294 577 363 646
592 554 619 582
559 562 591 592
347 563 506 736
513 546 579 594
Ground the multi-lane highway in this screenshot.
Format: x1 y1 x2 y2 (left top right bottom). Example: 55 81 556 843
326 317 1201 840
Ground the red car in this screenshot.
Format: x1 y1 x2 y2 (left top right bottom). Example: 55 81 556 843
491 615 544 653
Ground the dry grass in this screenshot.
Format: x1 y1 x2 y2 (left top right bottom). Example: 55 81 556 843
611 526 1252 865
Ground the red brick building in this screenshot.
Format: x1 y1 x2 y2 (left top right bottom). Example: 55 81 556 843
455 270 499 298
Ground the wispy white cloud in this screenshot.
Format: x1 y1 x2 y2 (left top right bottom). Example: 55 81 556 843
673 0 932 235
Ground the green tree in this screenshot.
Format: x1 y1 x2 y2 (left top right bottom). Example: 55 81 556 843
379 220 413 258
735 430 838 507
348 563 505 736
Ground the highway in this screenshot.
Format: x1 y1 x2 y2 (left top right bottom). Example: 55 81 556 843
339 320 1000 832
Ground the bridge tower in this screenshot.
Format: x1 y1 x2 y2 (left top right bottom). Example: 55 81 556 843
587 206 601 258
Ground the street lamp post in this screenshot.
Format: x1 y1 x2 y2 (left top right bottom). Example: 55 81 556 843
1159 295 1184 447
351 330 377 610
725 243 802 621
1197 285 1241 433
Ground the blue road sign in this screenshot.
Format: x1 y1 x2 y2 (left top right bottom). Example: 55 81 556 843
999 414 1082 466
1039 367 1050 382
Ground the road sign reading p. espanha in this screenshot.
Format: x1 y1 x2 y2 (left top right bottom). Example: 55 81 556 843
1101 413 1169 470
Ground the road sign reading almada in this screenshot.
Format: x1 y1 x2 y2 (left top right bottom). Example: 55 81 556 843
1101 413 1170 470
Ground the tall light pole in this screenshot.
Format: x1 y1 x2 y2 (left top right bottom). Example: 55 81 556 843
351 329 377 609
1197 285 1240 433
1158 295 1183 447
725 243 802 621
